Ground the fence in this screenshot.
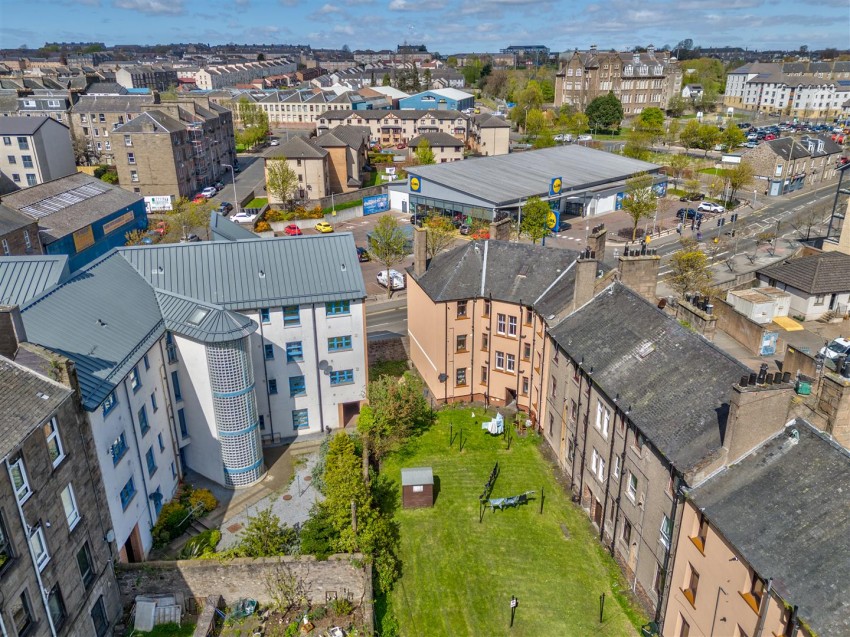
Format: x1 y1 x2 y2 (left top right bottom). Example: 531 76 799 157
317 185 386 211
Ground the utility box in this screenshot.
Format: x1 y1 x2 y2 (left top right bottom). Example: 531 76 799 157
726 287 790 324
401 467 434 509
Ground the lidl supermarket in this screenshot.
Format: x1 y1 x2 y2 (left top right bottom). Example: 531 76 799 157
388 144 666 227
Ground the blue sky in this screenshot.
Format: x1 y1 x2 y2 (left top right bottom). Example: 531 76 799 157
2 0 847 53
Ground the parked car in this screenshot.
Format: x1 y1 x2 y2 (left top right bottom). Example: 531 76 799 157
819 337 850 361
218 202 233 215
284 224 302 236
764 134 777 141
315 221 334 233
269 139 280 146
201 187 218 198
679 193 705 201
357 247 370 262
459 224 471 235
192 194 207 204
676 208 703 220
214 181 224 191
377 269 406 290
179 233 201 243
396 142 407 150
698 202 725 214
140 230 161 245
229 211 259 223
553 133 573 143
153 221 168 236
233 165 241 173
577 134 593 142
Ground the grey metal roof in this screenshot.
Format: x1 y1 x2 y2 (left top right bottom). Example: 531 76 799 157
155 290 256 343
757 251 850 294
0 356 72 459
401 466 433 486
118 233 366 310
407 145 660 207
210 211 258 242
548 283 749 473
0 115 55 136
690 420 850 637
0 256 69 306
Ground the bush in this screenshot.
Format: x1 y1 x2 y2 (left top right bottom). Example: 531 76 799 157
308 606 328 621
255 221 272 232
265 208 287 222
179 529 221 559
329 597 354 616
299 506 337 559
188 488 217 514
151 501 190 547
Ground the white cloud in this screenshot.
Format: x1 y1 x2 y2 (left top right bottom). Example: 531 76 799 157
113 0 183 14
332 24 355 35
319 3 339 12
388 0 414 10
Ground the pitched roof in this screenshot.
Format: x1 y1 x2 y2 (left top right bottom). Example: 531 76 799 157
72 94 155 113
474 114 511 128
764 137 810 160
409 131 463 148
16 233 366 410
209 211 258 242
0 115 55 136
0 256 69 306
115 110 185 134
548 283 749 472
757 251 850 294
315 125 370 149
0 204 34 236
690 420 850 636
0 356 72 459
275 135 327 159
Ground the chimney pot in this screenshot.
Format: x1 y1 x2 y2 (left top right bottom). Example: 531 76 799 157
782 371 792 383
740 375 749 387
748 372 757 385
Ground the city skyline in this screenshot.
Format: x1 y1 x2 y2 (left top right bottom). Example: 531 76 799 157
1 0 848 55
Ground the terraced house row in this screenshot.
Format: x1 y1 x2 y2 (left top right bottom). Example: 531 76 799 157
406 227 850 637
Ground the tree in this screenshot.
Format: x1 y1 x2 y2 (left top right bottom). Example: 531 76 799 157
726 161 754 205
321 432 372 552
524 108 546 137
585 91 624 130
565 112 589 137
623 131 652 161
666 118 681 145
236 507 298 557
167 197 213 242
684 177 702 198
483 70 510 99
669 248 713 298
423 68 432 88
414 138 435 165
668 154 689 188
513 80 545 128
369 215 407 298
707 176 724 200
233 97 269 149
265 158 298 209
667 95 688 117
533 128 556 148
720 125 746 151
446 56 458 68
679 119 701 151
636 107 665 137
72 136 94 165
622 172 657 241
382 73 391 86
423 215 455 259
257 53 265 61
520 196 551 244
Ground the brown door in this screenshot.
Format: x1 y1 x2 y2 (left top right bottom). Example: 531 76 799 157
593 498 603 526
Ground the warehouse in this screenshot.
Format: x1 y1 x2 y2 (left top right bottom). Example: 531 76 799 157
388 144 664 226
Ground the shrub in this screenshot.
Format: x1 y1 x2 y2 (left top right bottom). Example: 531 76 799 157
329 597 354 616
299 506 337 559
255 220 272 232
151 501 190 547
265 208 287 222
188 488 217 514
179 529 221 559
308 606 327 621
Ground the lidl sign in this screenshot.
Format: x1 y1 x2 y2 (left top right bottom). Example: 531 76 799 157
549 176 563 197
410 176 421 192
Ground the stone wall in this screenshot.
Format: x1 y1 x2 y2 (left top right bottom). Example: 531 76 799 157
368 336 409 363
782 345 818 380
116 556 371 613
713 298 780 355
674 299 718 341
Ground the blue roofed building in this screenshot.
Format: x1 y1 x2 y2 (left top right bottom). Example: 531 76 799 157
399 88 475 112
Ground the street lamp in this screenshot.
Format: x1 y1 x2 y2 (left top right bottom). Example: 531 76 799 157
221 163 239 215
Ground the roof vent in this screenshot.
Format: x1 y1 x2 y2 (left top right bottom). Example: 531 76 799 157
789 428 800 442
341 263 347 272
152 266 163 275
636 341 655 359
96 319 107 327
258 269 265 278
36 391 49 400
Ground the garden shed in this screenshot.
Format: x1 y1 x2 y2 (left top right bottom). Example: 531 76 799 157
401 467 434 509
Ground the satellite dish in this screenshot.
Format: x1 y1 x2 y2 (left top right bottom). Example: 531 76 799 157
105 529 115 543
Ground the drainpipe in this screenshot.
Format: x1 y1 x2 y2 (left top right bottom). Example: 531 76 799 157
656 479 685 631
576 365 591 503
5 457 57 637
443 302 448 404
310 304 326 433
752 578 774 637
630 486 648 594
469 300 475 402
485 294 493 406
569 357 581 492
121 380 155 531
256 318 275 440
515 300 523 404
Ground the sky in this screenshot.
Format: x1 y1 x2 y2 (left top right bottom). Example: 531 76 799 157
1 0 848 54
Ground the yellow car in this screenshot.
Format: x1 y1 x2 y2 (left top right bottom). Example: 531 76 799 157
315 221 334 233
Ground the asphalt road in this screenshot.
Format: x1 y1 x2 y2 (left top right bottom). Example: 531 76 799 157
366 298 408 341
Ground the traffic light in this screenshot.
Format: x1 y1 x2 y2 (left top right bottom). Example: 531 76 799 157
730 213 738 223
716 217 726 227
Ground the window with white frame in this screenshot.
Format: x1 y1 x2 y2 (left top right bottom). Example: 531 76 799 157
495 351 505 370
9 456 30 502
30 526 49 571
596 400 611 438
43 417 65 468
660 514 673 549
626 471 638 501
496 313 506 334
505 353 516 373
61 483 80 530
613 456 620 478
508 315 517 336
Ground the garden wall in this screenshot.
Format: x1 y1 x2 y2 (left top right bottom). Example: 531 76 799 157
116 555 372 623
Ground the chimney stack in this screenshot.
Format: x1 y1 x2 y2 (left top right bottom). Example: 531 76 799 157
572 248 597 312
0 305 27 359
588 223 607 259
489 217 512 242
413 226 427 277
617 244 661 302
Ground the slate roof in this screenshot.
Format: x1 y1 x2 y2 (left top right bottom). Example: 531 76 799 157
0 256 69 306
72 94 155 113
411 240 587 318
115 110 185 134
690 420 850 637
0 116 54 136
407 145 660 207
0 357 72 459
318 108 466 122
0 204 34 236
409 132 463 148
275 136 327 159
1 173 143 243
764 137 810 161
548 283 749 472
85 82 128 95
474 114 511 128
757 251 850 294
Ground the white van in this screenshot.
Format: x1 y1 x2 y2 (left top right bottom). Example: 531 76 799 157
377 269 406 290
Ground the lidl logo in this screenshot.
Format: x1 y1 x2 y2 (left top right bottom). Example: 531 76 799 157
410 177 421 192
547 210 558 230
549 177 562 196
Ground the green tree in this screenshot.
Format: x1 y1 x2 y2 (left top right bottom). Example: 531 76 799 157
695 124 721 155
167 197 213 242
565 112 589 137
265 158 298 209
423 215 455 259
679 119 701 151
414 138 435 165
667 95 688 117
684 177 702 198
446 56 458 68
623 131 653 161
720 125 746 151
622 172 657 241
322 432 373 551
726 161 755 205
666 118 681 145
369 215 407 298
667 153 689 188
636 107 665 137
299 506 337 559
513 80 545 129
524 108 546 137
423 68 432 88
382 73 391 86
533 128 556 148
585 91 624 130
669 248 713 298
233 97 269 148
236 507 298 557
520 196 552 244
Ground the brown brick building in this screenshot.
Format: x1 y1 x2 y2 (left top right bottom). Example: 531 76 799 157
68 93 157 166
0 205 41 256
0 345 121 636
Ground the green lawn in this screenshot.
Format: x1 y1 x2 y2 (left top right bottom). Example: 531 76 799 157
382 409 645 637
245 197 268 209
697 167 734 178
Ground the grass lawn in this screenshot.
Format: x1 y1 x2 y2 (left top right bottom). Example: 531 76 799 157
245 197 268 209
381 408 645 637
697 167 734 178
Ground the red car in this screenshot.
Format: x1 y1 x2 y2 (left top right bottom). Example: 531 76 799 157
764 133 776 141
284 224 303 236
192 194 207 204
396 142 407 150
